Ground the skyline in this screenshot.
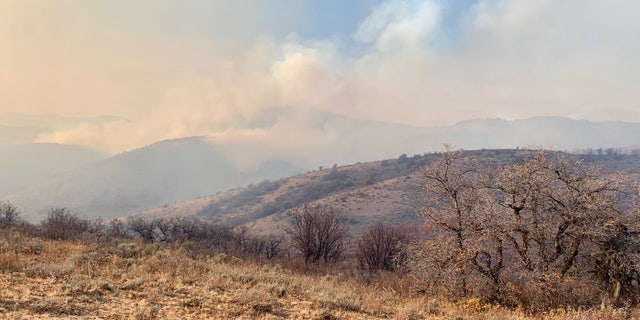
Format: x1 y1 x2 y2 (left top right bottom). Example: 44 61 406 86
2 0 639 154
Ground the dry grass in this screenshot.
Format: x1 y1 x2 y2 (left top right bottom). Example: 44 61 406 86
0 231 638 319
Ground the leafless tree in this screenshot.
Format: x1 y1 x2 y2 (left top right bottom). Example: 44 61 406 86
285 205 349 263
493 152 581 275
233 226 268 258
419 146 502 297
356 223 409 272
490 151 636 303
415 148 640 307
264 235 287 260
0 201 20 228
40 208 90 240
126 216 157 243
591 222 640 305
107 219 128 239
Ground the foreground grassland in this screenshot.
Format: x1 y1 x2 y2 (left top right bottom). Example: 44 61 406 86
0 233 637 319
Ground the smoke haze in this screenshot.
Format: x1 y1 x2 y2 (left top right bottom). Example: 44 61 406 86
2 0 639 157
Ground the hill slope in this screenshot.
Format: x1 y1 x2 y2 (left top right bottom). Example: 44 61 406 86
137 149 640 237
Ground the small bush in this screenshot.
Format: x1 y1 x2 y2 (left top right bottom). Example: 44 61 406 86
285 205 349 263
40 208 91 241
0 252 22 273
29 297 87 316
25 262 74 279
317 291 362 312
356 223 410 272
120 277 146 290
115 242 141 259
212 253 228 263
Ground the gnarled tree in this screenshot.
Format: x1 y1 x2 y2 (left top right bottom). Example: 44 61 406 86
419 147 504 299
415 148 640 308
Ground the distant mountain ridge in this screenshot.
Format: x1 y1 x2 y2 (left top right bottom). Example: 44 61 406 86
0 113 126 129
430 116 640 151
0 143 105 197
6 137 301 221
3 110 640 221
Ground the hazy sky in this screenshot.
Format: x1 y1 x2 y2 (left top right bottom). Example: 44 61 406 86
2 0 639 154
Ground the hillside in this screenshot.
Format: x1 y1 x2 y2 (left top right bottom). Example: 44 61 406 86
136 152 435 233
137 149 640 237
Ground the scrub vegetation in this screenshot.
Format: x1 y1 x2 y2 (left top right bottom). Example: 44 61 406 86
1 148 640 319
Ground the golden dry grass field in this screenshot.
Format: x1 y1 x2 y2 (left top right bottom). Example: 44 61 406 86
1 231 638 320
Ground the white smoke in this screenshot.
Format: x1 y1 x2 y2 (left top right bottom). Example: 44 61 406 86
0 0 637 161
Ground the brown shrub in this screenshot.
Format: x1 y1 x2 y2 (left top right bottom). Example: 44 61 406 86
39 208 91 241
356 223 409 272
285 205 349 263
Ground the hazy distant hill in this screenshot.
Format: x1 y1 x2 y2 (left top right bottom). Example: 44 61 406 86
0 113 127 147
7 137 300 221
0 126 42 145
222 106 432 168
0 113 125 130
0 143 105 197
0 114 123 197
439 117 640 150
218 108 640 169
